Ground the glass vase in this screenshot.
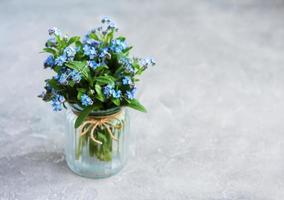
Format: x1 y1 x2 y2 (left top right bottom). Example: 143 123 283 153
64 104 130 178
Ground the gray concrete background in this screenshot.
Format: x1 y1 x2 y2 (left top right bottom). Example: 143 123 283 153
0 0 284 199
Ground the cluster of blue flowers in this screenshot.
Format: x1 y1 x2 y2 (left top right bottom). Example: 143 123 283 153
82 31 113 65
55 46 76 67
51 94 65 111
83 35 100 46
126 87 136 100
83 45 97 59
70 70 82 83
119 57 135 74
48 27 62 36
54 69 82 85
45 38 57 48
101 17 118 34
113 90 122 98
64 46 76 58
87 60 99 70
103 85 122 99
44 55 55 68
45 27 61 49
99 48 110 59
140 58 156 70
122 76 132 85
81 17 121 67
40 17 156 113
110 39 127 53
81 94 93 106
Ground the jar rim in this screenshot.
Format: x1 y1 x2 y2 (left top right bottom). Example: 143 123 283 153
68 103 122 116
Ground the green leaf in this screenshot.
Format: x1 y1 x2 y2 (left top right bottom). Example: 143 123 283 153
77 88 87 92
48 79 61 90
67 36 80 46
77 92 83 100
116 36 126 41
42 48 57 55
66 60 86 70
104 31 114 44
41 92 53 102
53 66 61 73
75 105 95 128
122 46 133 54
95 84 105 102
75 41 83 52
136 68 144 75
95 75 115 85
114 65 124 76
92 102 104 110
76 88 87 100
127 99 147 112
69 80 75 87
66 61 92 83
112 98 120 106
97 132 107 144
55 35 67 53
89 32 100 41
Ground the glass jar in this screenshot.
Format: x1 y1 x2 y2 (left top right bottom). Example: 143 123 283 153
64 104 130 178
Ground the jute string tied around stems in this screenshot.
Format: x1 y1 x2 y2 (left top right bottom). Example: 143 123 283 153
75 109 124 145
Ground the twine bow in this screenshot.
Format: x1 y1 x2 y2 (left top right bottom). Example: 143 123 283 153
77 109 124 145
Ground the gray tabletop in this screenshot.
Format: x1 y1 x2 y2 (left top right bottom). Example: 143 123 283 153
0 0 284 199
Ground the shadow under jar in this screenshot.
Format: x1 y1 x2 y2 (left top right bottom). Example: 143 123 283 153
65 104 130 178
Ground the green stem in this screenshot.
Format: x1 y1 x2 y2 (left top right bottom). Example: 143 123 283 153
76 135 83 160
75 120 124 162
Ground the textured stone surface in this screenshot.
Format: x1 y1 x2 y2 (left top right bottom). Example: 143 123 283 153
0 0 284 199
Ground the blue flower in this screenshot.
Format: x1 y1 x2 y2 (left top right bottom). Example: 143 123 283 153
83 36 100 47
83 45 90 54
97 26 103 31
55 55 67 66
53 74 60 81
83 45 97 59
55 94 65 103
45 38 56 48
119 58 135 74
119 57 129 65
64 47 76 59
101 17 112 24
51 101 62 111
149 58 156 65
126 91 134 99
122 76 132 85
88 61 99 70
44 55 55 68
107 22 117 30
81 94 93 106
112 90 122 99
48 27 61 36
38 91 46 98
58 73 68 85
90 40 100 47
103 85 114 97
126 88 136 100
99 48 110 59
125 65 135 73
87 40 100 47
44 81 52 93
101 17 118 32
70 70 81 83
140 58 156 69
51 94 65 111
110 39 126 53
